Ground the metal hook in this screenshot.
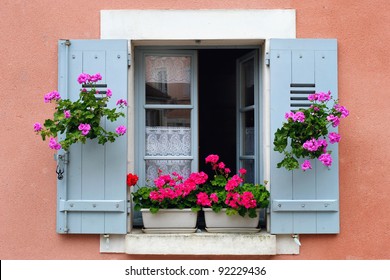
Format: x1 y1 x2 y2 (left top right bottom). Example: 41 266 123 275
292 234 301 246
56 164 64 180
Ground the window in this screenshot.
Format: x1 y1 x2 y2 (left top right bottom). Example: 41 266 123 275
134 48 262 227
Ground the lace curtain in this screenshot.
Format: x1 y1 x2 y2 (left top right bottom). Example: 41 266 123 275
145 126 191 185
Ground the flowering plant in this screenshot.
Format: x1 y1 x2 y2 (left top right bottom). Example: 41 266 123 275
196 155 270 218
131 170 208 214
34 73 127 151
273 91 349 171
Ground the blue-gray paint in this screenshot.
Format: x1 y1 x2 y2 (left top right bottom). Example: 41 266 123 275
57 40 128 234
270 39 339 234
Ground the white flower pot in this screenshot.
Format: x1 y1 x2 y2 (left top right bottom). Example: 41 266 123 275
141 208 198 232
203 208 261 232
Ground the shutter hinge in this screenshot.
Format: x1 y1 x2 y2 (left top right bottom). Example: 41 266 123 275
127 53 131 67
265 52 270 66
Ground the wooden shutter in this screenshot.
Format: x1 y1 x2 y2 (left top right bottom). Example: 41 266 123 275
270 39 339 234
56 40 128 234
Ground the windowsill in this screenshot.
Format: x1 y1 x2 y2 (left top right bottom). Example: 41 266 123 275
100 230 300 255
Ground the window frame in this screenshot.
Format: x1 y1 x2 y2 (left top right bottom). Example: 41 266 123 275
135 49 199 189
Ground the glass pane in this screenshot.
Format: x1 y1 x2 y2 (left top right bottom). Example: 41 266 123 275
145 159 192 186
145 56 191 105
242 160 254 183
242 110 254 155
241 59 254 107
146 109 190 127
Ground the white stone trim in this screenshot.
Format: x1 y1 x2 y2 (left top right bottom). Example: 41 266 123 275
100 231 299 255
101 10 296 40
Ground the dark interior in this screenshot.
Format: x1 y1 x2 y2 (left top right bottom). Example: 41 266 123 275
198 48 254 176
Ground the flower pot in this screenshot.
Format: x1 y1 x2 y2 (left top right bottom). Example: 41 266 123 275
203 208 261 233
141 208 198 233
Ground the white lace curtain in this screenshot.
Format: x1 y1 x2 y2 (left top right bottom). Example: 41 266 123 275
145 126 191 185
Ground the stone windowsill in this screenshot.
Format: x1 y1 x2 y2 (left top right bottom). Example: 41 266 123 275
100 229 300 255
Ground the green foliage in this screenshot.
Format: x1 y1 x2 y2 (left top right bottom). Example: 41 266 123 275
36 80 126 151
273 91 348 171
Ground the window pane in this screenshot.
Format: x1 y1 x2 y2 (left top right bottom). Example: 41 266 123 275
242 160 255 183
146 109 190 127
241 59 254 107
145 56 191 105
241 110 254 155
145 159 192 186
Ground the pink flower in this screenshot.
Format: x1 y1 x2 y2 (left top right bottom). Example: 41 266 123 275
154 177 166 188
210 193 219 203
319 153 333 167
285 111 295 120
78 123 91 136
48 137 61 150
317 139 328 151
218 162 225 169
303 138 321 152
225 192 240 209
77 73 90 84
308 91 331 102
317 91 331 102
334 104 349 118
308 94 318 101
285 111 305 122
225 175 243 191
239 168 247 175
224 168 231 174
33 122 42 132
239 192 257 209
116 99 128 106
188 172 208 185
292 111 305 122
196 192 211 207
328 132 341 144
327 115 340 127
106 89 112 98
64 110 71 118
89 73 102 82
115 125 126 135
301 160 312 171
44 91 61 103
149 191 163 202
205 154 219 164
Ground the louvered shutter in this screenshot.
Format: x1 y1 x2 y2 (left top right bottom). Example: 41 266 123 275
270 39 339 234
56 40 128 234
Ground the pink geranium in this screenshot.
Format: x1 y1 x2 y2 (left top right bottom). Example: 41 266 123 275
301 160 312 171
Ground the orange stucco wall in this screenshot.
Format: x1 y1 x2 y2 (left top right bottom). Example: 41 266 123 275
1 0 389 260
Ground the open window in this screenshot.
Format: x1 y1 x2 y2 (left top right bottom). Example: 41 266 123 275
56 38 339 240
134 48 262 227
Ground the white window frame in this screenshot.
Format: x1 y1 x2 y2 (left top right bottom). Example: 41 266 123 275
100 9 299 255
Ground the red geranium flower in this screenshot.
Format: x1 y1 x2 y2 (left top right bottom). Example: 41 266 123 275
127 173 138 187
